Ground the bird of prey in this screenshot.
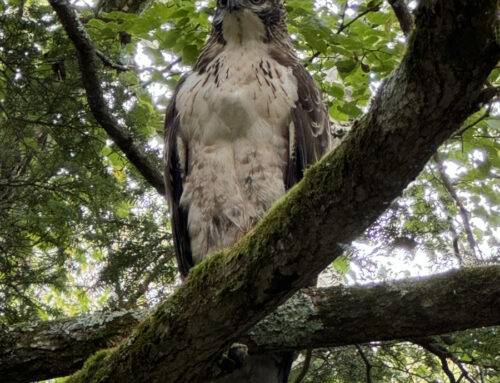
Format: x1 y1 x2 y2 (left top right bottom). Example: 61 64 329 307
164 0 332 279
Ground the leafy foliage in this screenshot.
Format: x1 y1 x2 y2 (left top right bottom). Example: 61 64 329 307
0 2 175 323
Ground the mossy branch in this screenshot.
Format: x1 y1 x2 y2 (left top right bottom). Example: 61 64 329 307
3 267 498 382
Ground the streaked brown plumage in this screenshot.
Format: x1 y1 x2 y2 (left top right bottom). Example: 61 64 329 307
164 0 331 278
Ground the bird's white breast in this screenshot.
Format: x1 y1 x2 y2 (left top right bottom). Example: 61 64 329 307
175 42 298 263
176 43 297 144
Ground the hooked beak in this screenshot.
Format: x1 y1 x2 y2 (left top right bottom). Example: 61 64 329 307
220 0 242 12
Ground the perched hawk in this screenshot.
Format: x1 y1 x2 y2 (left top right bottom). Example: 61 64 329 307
164 0 332 279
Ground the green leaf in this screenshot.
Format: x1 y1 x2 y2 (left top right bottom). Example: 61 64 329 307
363 34 380 45
338 101 363 118
329 102 349 122
182 44 199 65
101 146 113 156
108 152 127 167
336 60 357 75
23 137 38 150
477 160 492 178
332 256 350 275
119 71 139 86
301 27 328 53
87 18 107 30
365 12 391 25
112 166 126 183
115 201 131 218
130 102 152 129
486 118 500 131
327 83 345 99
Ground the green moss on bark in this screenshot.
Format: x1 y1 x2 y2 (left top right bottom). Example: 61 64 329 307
67 348 116 383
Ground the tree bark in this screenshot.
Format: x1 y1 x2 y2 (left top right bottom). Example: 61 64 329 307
47 0 499 382
243 265 500 353
3 267 498 382
388 0 414 36
0 310 145 383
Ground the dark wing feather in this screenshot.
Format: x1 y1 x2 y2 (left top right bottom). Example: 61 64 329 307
285 64 331 189
164 76 193 279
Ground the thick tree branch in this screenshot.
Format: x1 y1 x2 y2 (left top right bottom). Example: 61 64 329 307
388 0 414 36
0 310 146 383
48 0 166 196
3 267 499 382
242 266 500 353
45 0 499 382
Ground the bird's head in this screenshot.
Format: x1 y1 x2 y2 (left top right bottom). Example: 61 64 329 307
211 0 288 44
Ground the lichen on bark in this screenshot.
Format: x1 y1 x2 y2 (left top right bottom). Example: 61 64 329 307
248 290 323 349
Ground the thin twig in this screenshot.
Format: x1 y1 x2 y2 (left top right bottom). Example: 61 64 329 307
433 152 481 262
95 49 129 72
337 1 383 34
337 0 349 34
454 104 492 137
415 337 480 383
447 215 464 265
293 349 312 383
414 338 457 383
356 345 373 383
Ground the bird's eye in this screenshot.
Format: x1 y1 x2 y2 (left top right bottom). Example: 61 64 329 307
219 0 228 8
250 0 266 5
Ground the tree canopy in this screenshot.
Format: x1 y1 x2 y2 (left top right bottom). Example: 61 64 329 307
0 0 499 382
